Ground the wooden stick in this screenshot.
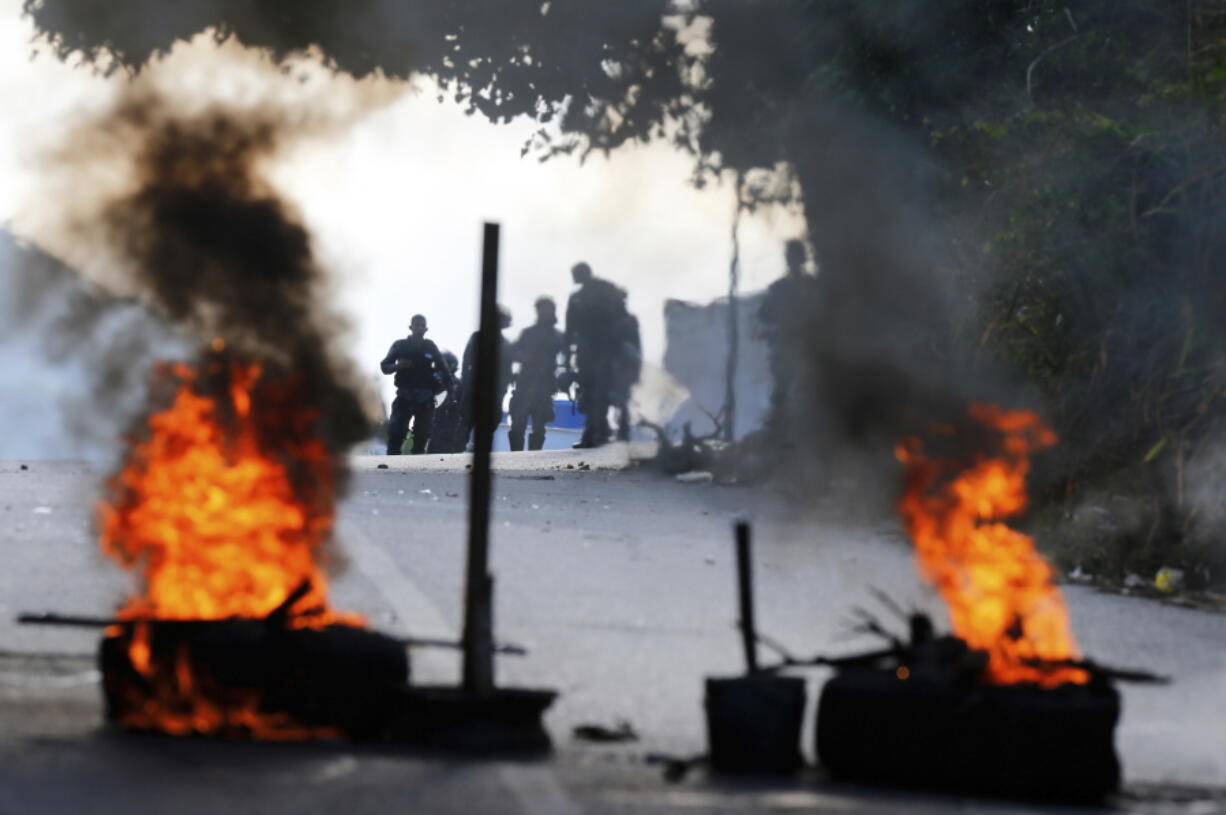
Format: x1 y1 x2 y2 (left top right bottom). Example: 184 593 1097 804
17 613 527 655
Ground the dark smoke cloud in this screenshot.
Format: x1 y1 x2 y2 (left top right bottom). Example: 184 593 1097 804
19 76 376 482
0 229 179 459
765 109 1035 500
85 86 371 458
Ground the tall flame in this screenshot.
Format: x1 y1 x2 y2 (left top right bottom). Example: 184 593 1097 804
897 404 1087 687
97 351 361 737
99 353 355 625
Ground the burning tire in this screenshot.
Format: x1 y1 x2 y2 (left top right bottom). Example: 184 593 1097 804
816 667 1121 802
100 620 409 740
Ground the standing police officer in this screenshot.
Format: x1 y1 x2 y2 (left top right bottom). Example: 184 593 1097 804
457 305 514 450
380 314 453 455
565 262 629 448
509 297 566 451
610 309 641 442
756 239 818 430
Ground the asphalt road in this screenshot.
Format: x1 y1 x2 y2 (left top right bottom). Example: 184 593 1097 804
0 452 1223 814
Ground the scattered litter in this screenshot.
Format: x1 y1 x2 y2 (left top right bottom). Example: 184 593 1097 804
32 506 52 515
675 471 714 484
531 504 540 510
1154 567 1185 593
578 463 591 471
1123 573 1146 589
647 752 708 783
419 489 433 496
1068 566 1093 583
397 489 405 495
574 719 639 743
376 464 388 469
602 505 611 510
641 416 774 485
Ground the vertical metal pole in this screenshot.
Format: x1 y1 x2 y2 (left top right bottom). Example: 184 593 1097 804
462 222 500 695
724 175 743 443
735 520 758 674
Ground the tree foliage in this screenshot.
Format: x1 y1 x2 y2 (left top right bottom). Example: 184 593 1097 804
27 0 1226 578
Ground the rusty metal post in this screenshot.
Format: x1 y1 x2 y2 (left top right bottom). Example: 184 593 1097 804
462 222 500 695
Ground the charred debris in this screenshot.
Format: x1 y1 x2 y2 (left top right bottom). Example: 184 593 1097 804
18 223 556 752
690 521 1167 804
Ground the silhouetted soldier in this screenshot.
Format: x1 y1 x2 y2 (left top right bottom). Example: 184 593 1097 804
509 297 566 451
380 314 453 455
426 350 464 454
565 262 629 448
458 305 513 449
756 239 818 429
610 310 641 442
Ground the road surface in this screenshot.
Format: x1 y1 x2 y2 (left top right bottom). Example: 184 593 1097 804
0 450 1222 814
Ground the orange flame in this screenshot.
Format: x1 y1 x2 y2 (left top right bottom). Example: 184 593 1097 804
97 352 360 737
897 404 1087 687
100 356 356 625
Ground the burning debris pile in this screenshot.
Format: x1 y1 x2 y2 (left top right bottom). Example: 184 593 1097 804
700 404 1164 802
21 83 391 739
816 405 1125 800
13 73 555 747
816 405 1165 800
96 351 396 738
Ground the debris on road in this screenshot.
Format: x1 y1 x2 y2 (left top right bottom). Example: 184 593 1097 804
573 719 639 743
639 419 773 486
1154 567 1185 593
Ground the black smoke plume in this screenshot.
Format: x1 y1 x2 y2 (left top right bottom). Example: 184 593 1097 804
52 84 371 484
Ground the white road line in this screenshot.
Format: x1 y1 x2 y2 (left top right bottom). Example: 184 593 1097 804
498 763 583 815
343 522 457 682
342 519 582 815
